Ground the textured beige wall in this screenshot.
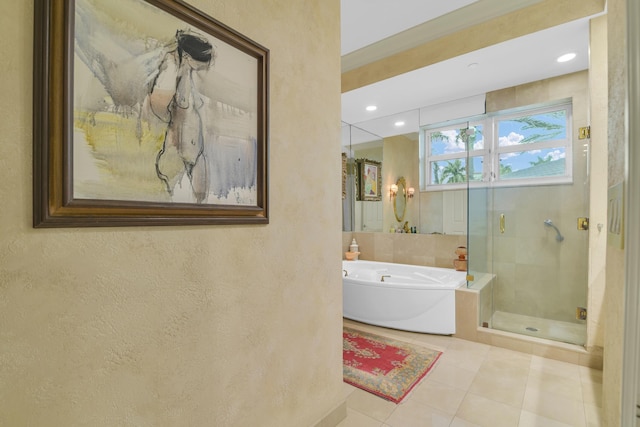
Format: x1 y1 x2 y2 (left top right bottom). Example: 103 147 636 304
603 0 627 424
0 1 344 426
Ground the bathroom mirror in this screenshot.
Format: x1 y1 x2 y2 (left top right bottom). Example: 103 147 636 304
393 177 407 222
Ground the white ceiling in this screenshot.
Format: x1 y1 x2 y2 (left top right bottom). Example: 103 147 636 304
340 0 477 56
340 0 597 145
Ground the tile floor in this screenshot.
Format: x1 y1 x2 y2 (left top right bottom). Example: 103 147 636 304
338 319 603 427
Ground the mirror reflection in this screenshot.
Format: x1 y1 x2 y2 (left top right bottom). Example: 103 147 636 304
393 177 406 223
342 124 460 234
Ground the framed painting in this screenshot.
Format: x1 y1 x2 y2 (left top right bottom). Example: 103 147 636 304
33 0 269 227
355 159 382 201
341 153 347 200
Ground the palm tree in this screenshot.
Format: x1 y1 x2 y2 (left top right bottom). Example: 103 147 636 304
432 161 442 184
429 127 478 183
441 159 466 183
499 163 513 176
512 112 565 143
529 155 552 166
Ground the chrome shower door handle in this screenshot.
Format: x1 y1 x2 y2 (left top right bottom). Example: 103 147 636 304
500 214 505 234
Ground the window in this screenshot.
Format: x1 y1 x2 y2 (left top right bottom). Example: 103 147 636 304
425 123 486 188
422 102 572 190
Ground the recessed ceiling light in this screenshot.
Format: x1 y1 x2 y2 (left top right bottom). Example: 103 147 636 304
557 53 576 63
365 105 377 112
394 121 405 127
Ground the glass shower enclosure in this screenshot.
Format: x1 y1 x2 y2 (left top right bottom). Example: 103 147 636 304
466 103 589 346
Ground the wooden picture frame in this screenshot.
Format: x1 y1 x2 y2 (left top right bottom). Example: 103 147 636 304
33 0 269 227
355 159 382 201
342 153 347 200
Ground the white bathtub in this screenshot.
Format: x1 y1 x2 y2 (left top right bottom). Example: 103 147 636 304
342 260 467 334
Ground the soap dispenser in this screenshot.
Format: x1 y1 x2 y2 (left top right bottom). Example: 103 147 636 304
349 238 359 260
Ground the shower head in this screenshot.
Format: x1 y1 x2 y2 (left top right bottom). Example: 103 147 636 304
544 219 564 242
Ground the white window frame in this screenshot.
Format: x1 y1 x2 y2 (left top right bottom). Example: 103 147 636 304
421 101 573 191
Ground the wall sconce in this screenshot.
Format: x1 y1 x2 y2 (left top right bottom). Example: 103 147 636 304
407 187 415 199
389 184 398 200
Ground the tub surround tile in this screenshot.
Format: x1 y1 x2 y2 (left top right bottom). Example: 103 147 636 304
454 288 479 342
346 232 466 268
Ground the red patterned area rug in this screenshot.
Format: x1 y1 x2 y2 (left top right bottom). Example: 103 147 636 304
343 327 442 404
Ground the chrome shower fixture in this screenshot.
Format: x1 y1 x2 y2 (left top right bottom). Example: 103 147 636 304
544 219 564 242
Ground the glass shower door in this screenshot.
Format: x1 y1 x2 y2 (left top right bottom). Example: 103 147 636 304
488 185 588 345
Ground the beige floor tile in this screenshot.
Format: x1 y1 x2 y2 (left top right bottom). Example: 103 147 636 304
447 337 492 354
526 369 583 402
529 354 582 380
381 328 427 344
518 409 575 426
468 362 528 407
337 408 385 427
384 399 453 427
427 358 478 390
409 379 466 415
342 382 358 399
469 357 529 408
478 356 531 378
440 349 484 372
346 389 397 422
522 386 586 426
485 345 532 367
437 338 490 374
455 393 521 427
449 417 481 427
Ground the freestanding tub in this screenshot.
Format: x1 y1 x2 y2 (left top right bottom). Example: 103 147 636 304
342 260 467 334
